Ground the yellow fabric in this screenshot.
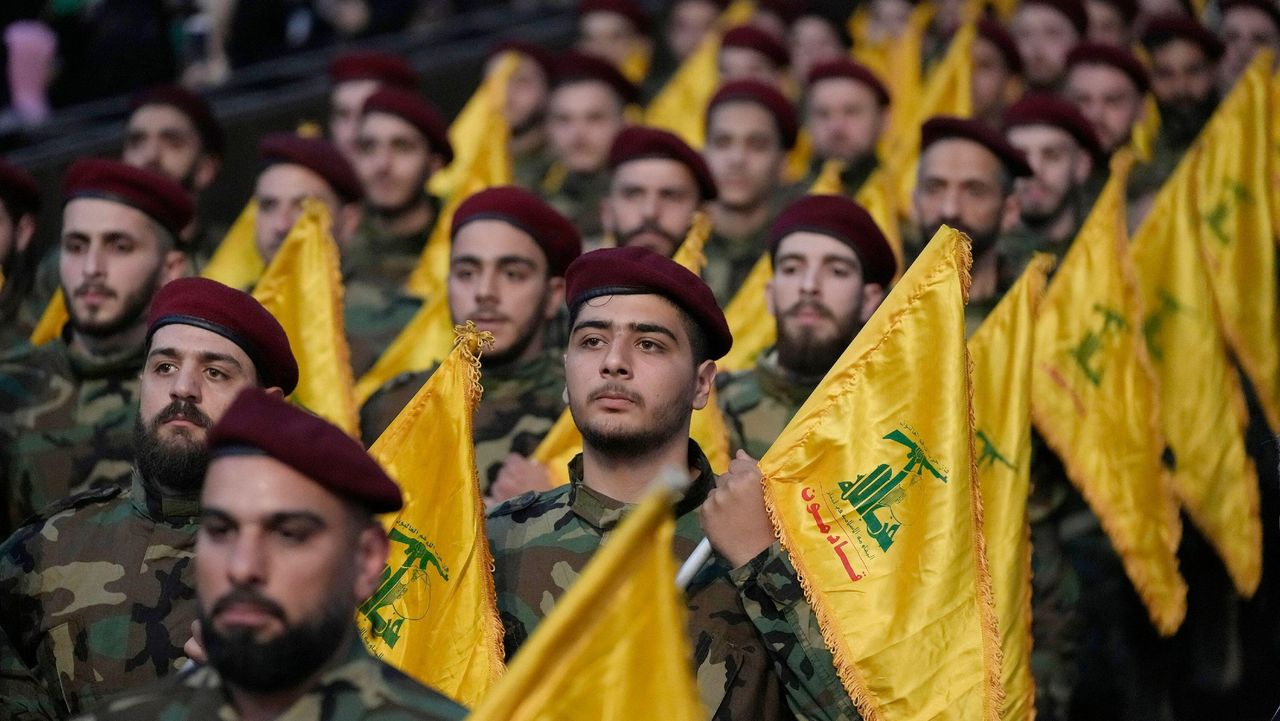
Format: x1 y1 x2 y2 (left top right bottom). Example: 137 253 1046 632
760 226 1002 721
864 5 930 161
1128 95 1161 162
969 255 1052 721
358 323 505 707
1193 52 1280 433
1131 147 1261 597
354 290 454 405
467 484 704 721
885 19 976 213
251 199 360 437
783 130 815 184
201 200 264 289
427 53 518 200
719 254 774 373
535 215 731 480
1030 152 1186 634
620 44 652 86
28 288 67 346
644 0 755 148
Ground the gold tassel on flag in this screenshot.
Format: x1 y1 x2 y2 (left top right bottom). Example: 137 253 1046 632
1131 142 1262 597
358 323 505 707
1030 152 1186 634
760 226 1003 721
970 254 1053 721
252 199 361 437
467 481 704 721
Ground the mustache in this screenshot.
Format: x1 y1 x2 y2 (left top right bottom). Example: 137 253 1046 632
73 281 116 298
154 399 212 429
784 300 836 320
211 587 287 622
617 220 683 246
589 383 644 405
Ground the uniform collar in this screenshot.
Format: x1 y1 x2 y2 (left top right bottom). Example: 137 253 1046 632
60 329 147 380
755 348 826 408
131 467 202 523
566 439 714 532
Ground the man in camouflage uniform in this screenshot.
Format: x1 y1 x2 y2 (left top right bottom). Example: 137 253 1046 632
541 51 638 245
348 87 452 294
701 79 801 304
74 388 465 721
999 93 1104 284
490 42 556 192
360 187 581 505
717 195 894 459
800 59 890 197
327 51 419 164
121 84 225 266
0 276 299 718
488 246 858 720
0 159 192 535
251 132 418 376
0 159 42 351
601 125 716 258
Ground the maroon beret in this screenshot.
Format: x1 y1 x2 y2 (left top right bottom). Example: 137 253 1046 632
208 388 402 513
565 246 732 359
552 49 642 105
130 84 225 155
63 158 194 238
1066 42 1150 93
578 0 650 32
1222 0 1280 33
147 277 299 394
1018 0 1089 36
608 125 718 201
258 133 364 204
805 58 891 106
361 87 454 165
490 40 554 78
0 158 40 217
1003 92 1105 161
1141 14 1225 60
707 79 799 149
921 116 1033 177
452 186 582 277
328 51 417 90
976 18 1024 75
768 195 897 287
720 25 791 68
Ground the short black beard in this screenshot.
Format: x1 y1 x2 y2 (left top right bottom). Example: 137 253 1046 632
473 287 551 369
1158 93 1219 150
64 268 162 340
576 388 693 461
615 219 687 255
922 220 1001 258
133 400 212 495
200 588 350 695
775 302 862 378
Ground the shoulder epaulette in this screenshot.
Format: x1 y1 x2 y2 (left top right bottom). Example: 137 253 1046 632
487 490 540 518
20 484 124 528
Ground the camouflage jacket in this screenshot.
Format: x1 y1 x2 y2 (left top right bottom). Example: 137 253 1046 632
70 634 467 721
344 278 422 379
717 349 824 460
360 349 566 493
542 168 609 247
0 469 200 718
0 333 144 536
346 201 437 296
704 224 768 307
487 441 859 721
511 142 556 193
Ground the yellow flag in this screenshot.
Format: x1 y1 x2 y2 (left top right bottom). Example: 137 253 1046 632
355 291 454 405
1030 153 1186 634
719 254 774 373
761 225 1000 720
1131 143 1262 596
201 200 264 289
428 53 518 200
1193 52 1280 432
535 215 731 480
969 255 1052 721
252 199 360 437
358 323 505 707
1128 95 1161 162
620 44 652 86
860 5 929 159
885 19 976 212
468 481 703 721
644 0 755 148
28 288 67 346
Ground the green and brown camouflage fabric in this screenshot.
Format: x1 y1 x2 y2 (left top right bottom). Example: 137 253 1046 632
360 349 566 493
487 441 860 721
344 279 422 379
0 335 144 536
0 470 200 718
543 168 609 248
703 225 769 307
346 203 436 296
511 143 556 193
70 635 467 721
716 349 824 461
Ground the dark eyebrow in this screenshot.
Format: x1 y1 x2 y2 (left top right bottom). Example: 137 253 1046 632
572 318 613 334
147 347 245 371
200 508 234 524
263 511 326 530
630 322 679 344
